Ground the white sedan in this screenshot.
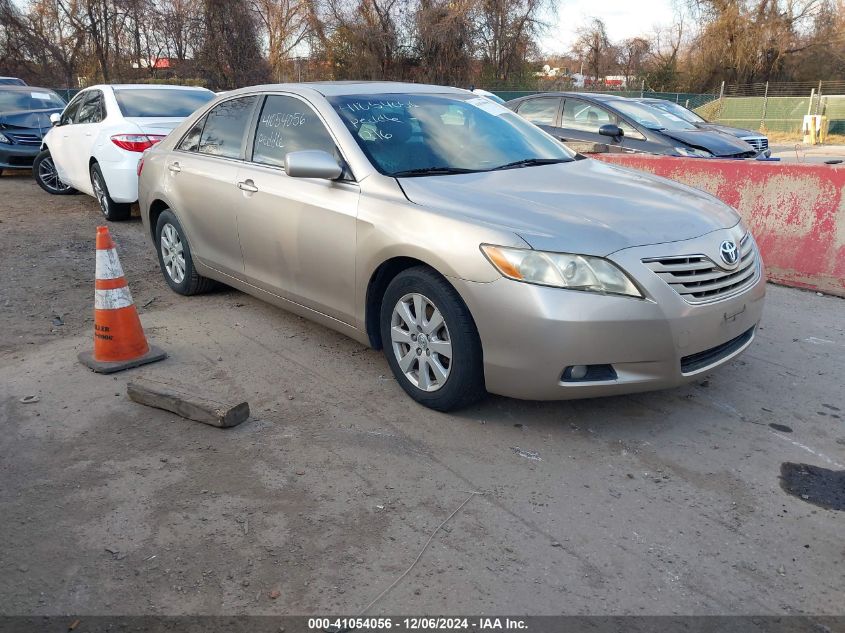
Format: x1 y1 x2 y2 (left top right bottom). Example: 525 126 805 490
35 84 214 220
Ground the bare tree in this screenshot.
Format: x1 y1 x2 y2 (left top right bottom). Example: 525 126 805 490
572 17 610 82
618 36 650 87
251 0 311 81
414 0 475 85
476 0 552 82
199 0 270 89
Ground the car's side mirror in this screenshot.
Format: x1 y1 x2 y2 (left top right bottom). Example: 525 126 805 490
599 124 623 139
50 113 62 127
284 150 343 180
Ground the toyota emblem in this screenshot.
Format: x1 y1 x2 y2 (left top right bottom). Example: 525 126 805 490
719 240 739 266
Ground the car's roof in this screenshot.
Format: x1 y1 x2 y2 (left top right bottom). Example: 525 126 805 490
84 84 214 92
0 85 57 93
226 81 467 98
513 91 632 103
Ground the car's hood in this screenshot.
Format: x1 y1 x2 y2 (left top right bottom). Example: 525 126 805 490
398 158 740 256
0 108 61 132
125 117 184 135
695 122 761 139
659 128 755 156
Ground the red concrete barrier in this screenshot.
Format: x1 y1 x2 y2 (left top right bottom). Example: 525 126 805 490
594 154 845 297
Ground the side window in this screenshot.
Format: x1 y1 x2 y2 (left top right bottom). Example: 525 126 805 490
61 93 85 125
562 99 612 132
616 119 645 141
197 96 258 159
178 115 207 152
516 98 561 126
252 95 337 168
76 91 105 124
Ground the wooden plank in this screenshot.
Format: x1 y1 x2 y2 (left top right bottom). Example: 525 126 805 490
127 379 249 428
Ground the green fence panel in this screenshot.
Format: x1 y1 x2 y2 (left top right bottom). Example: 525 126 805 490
823 96 845 135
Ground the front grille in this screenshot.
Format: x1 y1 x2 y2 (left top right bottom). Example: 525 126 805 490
742 137 769 151
6 132 42 145
8 155 34 166
681 327 754 374
643 233 759 304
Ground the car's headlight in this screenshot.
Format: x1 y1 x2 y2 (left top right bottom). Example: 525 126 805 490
481 244 643 297
0 132 10 144
674 146 711 158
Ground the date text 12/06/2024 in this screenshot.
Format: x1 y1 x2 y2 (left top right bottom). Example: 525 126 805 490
307 617 528 630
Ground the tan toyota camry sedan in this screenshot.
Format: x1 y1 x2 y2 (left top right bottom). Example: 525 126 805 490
138 82 765 411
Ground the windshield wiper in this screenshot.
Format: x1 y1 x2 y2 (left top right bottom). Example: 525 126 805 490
391 166 480 177
491 158 571 171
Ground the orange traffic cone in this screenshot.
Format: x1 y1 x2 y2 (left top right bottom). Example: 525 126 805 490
78 226 166 374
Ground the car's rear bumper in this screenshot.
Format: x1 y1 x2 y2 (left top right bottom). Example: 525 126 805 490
0 144 39 169
452 230 766 401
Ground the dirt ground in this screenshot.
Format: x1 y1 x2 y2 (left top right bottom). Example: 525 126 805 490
0 169 843 616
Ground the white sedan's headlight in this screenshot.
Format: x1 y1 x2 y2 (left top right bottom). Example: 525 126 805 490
674 146 711 158
481 244 642 297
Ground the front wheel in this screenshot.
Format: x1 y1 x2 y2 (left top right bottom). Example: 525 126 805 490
380 267 486 411
155 209 216 296
33 150 76 195
90 163 131 221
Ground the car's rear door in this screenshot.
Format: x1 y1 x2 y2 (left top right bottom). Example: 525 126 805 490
513 97 562 137
235 93 360 322
165 95 259 277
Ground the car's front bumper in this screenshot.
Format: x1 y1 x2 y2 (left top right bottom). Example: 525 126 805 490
453 229 766 400
0 144 39 169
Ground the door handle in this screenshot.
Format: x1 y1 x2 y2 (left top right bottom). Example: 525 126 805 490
168 162 181 173
237 180 258 193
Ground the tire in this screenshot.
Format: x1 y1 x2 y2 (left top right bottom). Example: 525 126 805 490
33 150 76 195
90 162 131 221
380 266 486 411
155 209 216 296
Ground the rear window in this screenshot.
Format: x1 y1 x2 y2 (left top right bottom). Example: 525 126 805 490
113 88 214 118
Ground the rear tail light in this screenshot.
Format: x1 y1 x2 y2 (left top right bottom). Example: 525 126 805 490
111 134 166 152
137 156 145 177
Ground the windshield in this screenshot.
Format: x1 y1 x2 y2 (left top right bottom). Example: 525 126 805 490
0 89 65 112
329 93 575 176
647 100 706 124
114 88 214 118
612 100 698 131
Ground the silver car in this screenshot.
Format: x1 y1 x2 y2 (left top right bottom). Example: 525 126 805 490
138 82 765 411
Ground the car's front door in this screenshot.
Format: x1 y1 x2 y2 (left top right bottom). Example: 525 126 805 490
57 90 106 190
235 94 360 322
558 98 645 152
49 90 94 188
165 95 259 277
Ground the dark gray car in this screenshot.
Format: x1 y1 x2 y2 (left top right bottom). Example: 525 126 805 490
508 92 759 159
635 97 770 156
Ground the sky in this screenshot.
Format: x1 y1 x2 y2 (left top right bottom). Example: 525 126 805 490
541 0 678 55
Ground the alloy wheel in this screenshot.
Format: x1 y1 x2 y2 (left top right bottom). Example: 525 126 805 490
160 223 186 284
38 156 71 193
92 171 108 217
390 292 452 392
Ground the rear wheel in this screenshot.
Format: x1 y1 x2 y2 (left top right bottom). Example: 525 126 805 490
380 266 486 411
90 162 130 221
33 150 76 195
155 209 215 295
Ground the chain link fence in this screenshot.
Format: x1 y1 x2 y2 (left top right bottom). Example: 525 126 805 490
695 81 845 135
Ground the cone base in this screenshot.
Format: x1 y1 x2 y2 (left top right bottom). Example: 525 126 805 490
79 344 167 374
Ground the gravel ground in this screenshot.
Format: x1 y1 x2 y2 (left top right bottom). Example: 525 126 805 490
1 169 843 616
